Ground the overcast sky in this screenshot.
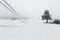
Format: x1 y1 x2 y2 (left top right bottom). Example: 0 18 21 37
0 0 60 19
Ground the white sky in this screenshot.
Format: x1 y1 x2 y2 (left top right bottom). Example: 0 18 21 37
0 0 60 19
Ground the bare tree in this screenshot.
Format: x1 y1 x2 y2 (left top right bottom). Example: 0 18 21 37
42 10 52 23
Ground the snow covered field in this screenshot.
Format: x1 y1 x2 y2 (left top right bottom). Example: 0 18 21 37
0 19 60 40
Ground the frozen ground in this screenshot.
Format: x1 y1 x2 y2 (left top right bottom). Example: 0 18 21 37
0 19 60 40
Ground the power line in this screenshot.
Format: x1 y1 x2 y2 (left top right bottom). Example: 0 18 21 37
0 1 17 16
2 0 23 19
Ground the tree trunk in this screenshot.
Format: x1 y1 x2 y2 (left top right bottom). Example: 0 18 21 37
46 19 48 23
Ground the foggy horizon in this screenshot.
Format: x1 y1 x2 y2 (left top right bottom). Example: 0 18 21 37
0 0 60 19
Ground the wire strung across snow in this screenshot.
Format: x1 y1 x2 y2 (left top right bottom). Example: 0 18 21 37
0 0 25 20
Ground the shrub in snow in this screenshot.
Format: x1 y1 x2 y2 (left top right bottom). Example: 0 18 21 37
53 19 60 24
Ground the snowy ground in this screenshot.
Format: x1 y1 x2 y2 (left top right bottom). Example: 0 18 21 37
0 19 60 40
